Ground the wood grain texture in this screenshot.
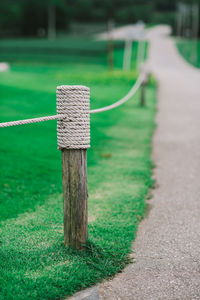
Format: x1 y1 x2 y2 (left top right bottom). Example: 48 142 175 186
62 149 88 249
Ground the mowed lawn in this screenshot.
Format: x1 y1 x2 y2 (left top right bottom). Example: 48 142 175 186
0 37 156 299
176 38 200 68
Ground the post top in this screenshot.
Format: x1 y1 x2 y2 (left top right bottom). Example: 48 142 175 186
57 85 90 92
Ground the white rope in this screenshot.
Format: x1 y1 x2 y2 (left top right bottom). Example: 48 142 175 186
90 73 145 114
0 73 145 128
0 114 65 128
56 85 90 149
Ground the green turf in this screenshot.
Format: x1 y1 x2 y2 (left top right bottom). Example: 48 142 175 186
0 37 156 299
176 38 200 68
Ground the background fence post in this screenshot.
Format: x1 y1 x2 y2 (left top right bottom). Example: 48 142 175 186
140 73 149 107
56 85 90 250
107 19 114 70
140 81 146 107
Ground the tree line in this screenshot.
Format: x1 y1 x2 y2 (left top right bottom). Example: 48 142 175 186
0 0 199 37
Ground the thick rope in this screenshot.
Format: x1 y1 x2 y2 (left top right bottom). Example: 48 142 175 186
0 73 145 128
90 73 145 114
0 114 65 128
56 85 90 149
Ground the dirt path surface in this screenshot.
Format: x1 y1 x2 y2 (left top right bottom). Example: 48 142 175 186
69 25 200 300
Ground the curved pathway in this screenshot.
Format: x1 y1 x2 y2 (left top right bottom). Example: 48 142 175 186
69 25 200 300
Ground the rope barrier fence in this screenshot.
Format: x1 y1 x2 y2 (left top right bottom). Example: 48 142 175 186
0 73 146 128
0 48 150 249
90 73 145 113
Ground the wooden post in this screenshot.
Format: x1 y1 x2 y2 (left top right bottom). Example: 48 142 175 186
107 19 114 70
56 86 90 250
136 39 142 72
140 74 148 107
140 81 146 107
62 149 88 249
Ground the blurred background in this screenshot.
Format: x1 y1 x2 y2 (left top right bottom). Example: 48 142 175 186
0 0 198 38
0 0 199 70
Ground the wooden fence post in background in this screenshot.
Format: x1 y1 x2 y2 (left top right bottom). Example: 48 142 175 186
57 85 90 250
107 19 114 70
140 73 149 107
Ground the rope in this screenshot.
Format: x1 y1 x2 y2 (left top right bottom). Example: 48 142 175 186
0 73 145 128
90 73 145 114
0 114 65 128
56 85 90 149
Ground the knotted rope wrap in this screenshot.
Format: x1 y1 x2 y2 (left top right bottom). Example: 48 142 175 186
57 85 90 150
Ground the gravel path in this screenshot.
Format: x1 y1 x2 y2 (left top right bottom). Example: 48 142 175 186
69 25 200 300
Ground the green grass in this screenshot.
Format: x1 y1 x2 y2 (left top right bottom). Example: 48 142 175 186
0 37 156 299
176 38 200 68
0 37 124 66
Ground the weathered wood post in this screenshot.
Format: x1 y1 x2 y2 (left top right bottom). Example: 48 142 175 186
140 81 146 107
140 73 149 107
107 19 114 70
57 86 90 250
